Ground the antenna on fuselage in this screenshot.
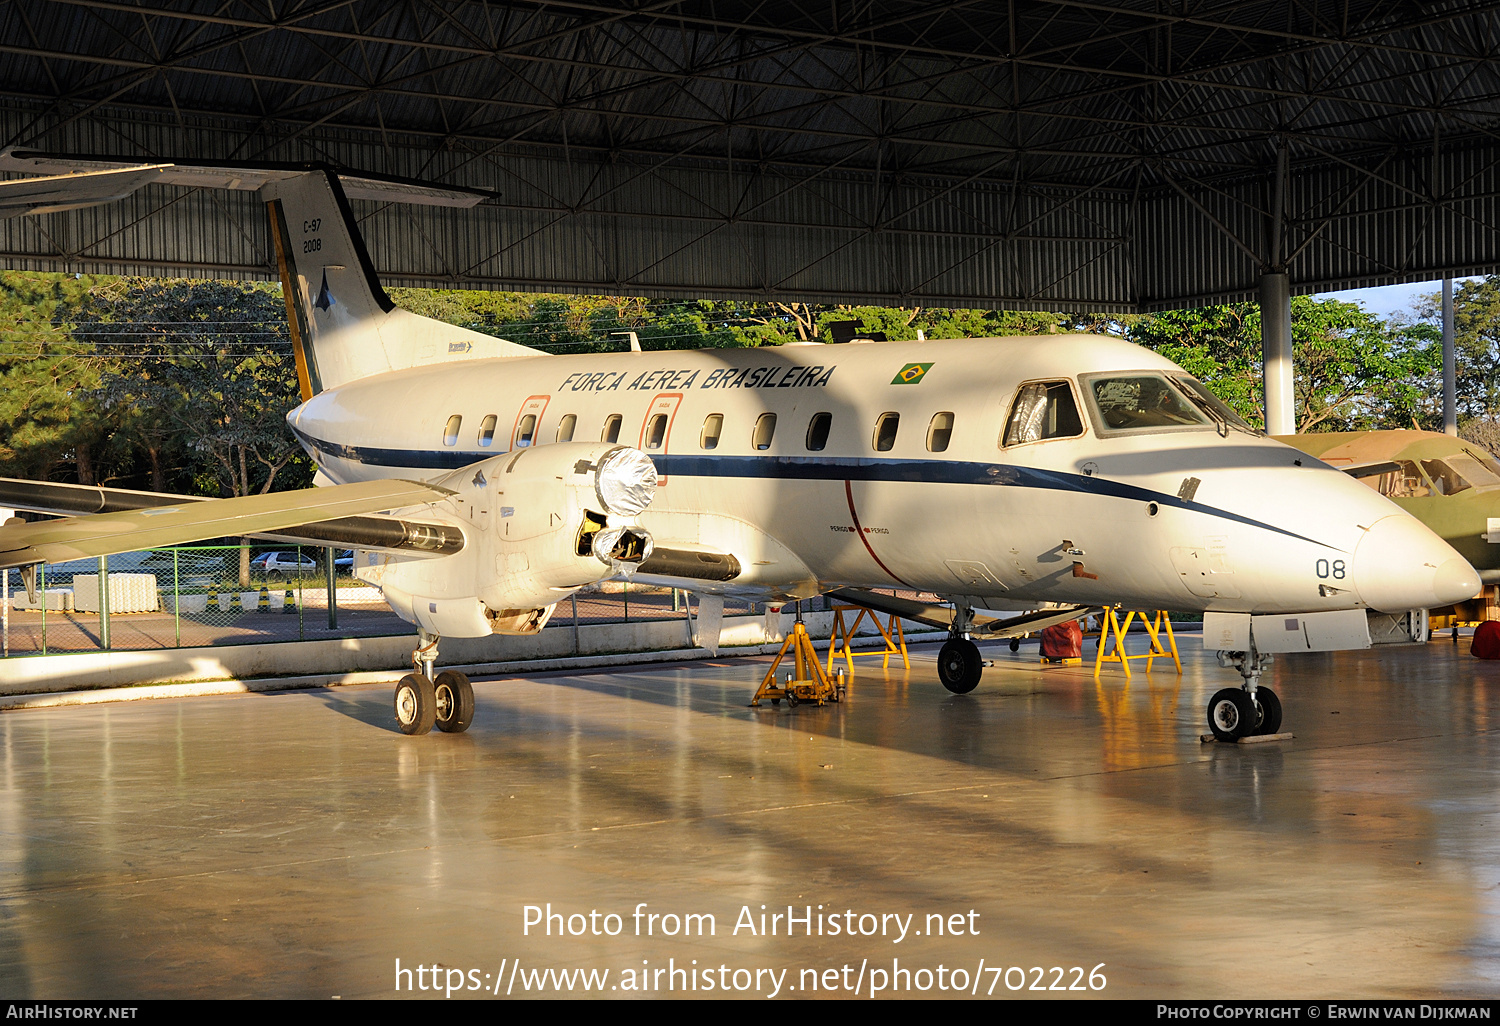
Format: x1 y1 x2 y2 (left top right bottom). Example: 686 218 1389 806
612 331 643 352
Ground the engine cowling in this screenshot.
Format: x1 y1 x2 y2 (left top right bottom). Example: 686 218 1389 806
356 442 658 637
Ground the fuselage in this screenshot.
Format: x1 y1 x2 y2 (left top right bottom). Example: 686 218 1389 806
289 334 1477 616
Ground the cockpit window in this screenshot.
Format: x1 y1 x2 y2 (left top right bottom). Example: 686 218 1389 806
1360 460 1432 498
1467 447 1500 481
1002 381 1084 447
1170 376 1256 434
1085 374 1207 434
1420 457 1494 496
1445 453 1500 492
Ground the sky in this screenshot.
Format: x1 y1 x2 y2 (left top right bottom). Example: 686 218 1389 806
1315 278 1481 320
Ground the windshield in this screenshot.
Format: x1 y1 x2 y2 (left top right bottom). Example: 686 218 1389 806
1454 450 1500 491
1084 374 1208 434
1170 376 1257 434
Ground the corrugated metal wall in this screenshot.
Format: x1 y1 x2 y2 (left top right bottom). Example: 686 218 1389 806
5 105 1500 311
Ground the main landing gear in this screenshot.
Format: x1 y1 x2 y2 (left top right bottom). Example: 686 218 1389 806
1207 646 1283 741
938 604 984 694
394 630 474 736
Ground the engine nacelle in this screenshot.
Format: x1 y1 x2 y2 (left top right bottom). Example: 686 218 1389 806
357 442 658 637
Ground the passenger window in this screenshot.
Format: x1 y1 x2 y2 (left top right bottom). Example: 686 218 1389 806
1421 459 1473 496
556 414 576 443
1003 381 1084 446
514 414 537 448
443 414 462 446
806 412 832 451
752 413 777 450
602 414 622 443
873 413 900 452
477 414 497 447
927 412 954 452
700 414 723 450
646 414 668 450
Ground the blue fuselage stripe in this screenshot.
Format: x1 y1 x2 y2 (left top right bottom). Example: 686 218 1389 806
293 428 1339 550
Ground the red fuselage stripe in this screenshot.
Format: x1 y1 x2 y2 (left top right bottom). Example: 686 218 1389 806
843 479 913 588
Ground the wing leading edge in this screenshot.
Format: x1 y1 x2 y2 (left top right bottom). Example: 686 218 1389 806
0 478 456 570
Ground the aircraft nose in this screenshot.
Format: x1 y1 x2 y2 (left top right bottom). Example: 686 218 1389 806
1352 514 1480 613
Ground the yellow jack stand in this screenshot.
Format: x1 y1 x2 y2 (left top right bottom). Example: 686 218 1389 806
752 617 847 708
825 605 910 675
1092 608 1182 678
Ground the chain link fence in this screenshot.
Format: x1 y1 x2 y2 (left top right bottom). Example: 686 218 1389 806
0 544 767 658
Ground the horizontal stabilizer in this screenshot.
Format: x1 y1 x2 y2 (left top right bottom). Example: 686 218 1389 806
0 150 486 209
0 165 173 218
829 588 1091 637
0 479 453 569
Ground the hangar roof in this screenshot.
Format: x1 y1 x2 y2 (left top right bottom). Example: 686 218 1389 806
2 0 1499 310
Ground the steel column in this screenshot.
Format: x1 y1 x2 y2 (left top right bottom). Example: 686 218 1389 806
1444 278 1458 436
1260 272 1295 435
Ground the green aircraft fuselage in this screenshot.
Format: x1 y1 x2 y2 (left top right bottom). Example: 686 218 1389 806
1276 429 1500 582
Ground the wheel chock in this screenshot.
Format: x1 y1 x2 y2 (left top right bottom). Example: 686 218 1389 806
1198 731 1295 745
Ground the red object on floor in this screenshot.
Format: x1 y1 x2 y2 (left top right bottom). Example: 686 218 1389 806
1471 620 1500 659
1040 621 1083 660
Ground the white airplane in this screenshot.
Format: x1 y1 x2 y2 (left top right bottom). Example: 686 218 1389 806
0 152 1480 741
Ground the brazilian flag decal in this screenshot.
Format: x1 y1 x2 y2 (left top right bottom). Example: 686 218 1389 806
892 362 933 385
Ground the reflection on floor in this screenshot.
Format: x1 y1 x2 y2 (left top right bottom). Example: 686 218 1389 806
0 635 1496 998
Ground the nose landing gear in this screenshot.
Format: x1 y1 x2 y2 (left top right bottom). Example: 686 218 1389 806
394 631 475 735
938 604 984 694
1208 647 1283 741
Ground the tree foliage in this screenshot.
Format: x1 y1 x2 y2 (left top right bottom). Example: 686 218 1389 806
0 272 1473 499
1127 297 1439 432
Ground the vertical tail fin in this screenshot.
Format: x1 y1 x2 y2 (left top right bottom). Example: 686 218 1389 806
261 171 542 399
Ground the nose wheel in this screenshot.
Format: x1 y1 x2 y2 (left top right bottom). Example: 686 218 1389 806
1207 648 1282 741
938 637 983 693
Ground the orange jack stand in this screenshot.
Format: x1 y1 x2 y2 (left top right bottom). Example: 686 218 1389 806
825 605 910 675
1092 608 1182 678
752 618 847 708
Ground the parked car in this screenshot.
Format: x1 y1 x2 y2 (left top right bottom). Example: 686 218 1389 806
249 551 317 581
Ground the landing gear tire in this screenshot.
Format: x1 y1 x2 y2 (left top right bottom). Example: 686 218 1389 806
434 670 475 734
1207 687 1256 741
1008 637 1020 652
394 673 436 735
1251 686 1282 736
938 638 983 694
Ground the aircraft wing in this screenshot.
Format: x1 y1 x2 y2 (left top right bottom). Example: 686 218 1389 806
828 588 1092 636
0 479 454 570
0 477 465 557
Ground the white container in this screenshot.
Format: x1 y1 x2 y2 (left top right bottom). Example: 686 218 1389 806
13 588 74 612
72 574 160 614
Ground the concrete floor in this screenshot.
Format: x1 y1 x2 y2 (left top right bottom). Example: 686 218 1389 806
0 634 1496 999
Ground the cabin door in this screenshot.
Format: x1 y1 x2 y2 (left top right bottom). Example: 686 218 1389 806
510 395 551 450
638 392 683 484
